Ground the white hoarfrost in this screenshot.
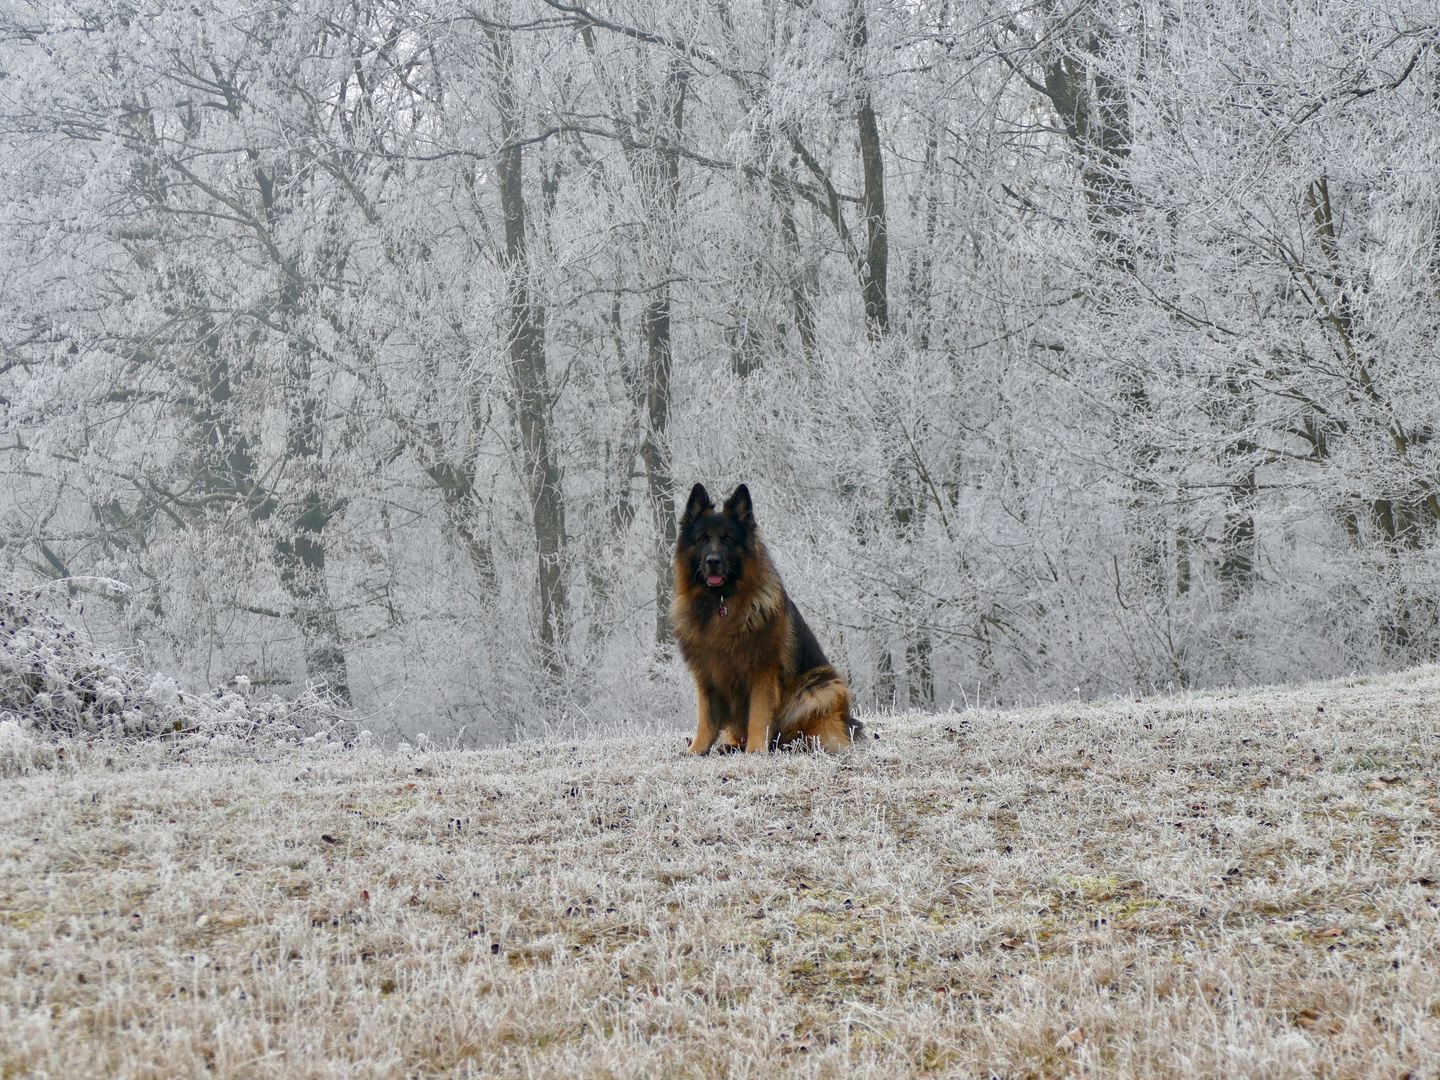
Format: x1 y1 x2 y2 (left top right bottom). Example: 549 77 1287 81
0 717 52 776
2 0 1438 741
0 578 355 747
3 665 1439 1078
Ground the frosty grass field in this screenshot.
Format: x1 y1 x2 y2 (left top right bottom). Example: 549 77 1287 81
4 667 1440 1079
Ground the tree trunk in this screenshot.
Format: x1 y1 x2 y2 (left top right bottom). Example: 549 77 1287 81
640 290 677 650
273 491 350 702
626 62 687 653
906 633 934 708
1214 370 1258 603
1038 15 1172 604
779 201 818 361
1042 27 1135 270
846 0 925 701
492 29 566 677
849 0 888 338
268 279 350 702
423 457 498 592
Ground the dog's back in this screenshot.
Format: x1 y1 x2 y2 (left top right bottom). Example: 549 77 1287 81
673 483 859 754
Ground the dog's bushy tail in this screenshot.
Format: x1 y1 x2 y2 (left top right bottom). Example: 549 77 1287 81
779 666 863 751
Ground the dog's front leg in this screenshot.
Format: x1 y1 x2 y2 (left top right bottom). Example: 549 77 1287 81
687 684 720 755
745 671 780 754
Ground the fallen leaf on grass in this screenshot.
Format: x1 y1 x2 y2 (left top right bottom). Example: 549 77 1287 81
1295 1007 1342 1034
1055 1025 1086 1051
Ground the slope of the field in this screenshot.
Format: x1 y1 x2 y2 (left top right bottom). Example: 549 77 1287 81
3 667 1440 1079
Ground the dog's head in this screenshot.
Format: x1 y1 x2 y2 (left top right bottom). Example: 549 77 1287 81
676 483 756 593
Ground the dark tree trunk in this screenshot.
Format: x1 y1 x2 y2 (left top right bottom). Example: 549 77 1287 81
1037 15 1173 605
779 202 818 361
273 490 350 702
1042 29 1135 271
640 290 677 649
847 0 928 701
628 63 687 652
423 457 498 592
849 0 888 338
492 29 566 677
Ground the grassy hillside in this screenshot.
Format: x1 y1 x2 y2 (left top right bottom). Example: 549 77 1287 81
4 667 1440 1078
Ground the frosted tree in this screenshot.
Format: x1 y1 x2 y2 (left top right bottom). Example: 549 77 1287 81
1 0 1436 738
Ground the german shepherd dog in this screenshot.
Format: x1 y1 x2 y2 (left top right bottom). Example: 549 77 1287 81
673 483 861 754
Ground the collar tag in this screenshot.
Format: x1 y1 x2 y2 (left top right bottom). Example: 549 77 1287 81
718 596 728 618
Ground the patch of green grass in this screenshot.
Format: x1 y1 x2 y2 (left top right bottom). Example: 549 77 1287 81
1050 873 1127 898
1332 752 1392 772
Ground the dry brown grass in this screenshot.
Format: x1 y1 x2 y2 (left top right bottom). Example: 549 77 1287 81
5 666 1440 1078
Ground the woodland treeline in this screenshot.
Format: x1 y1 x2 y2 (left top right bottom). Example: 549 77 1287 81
1 0 1436 741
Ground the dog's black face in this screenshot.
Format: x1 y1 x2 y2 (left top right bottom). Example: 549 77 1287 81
677 483 755 593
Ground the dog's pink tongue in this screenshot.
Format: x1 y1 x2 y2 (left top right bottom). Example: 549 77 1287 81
706 574 723 587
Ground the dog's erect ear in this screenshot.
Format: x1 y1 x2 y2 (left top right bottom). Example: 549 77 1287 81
681 483 714 525
723 484 754 524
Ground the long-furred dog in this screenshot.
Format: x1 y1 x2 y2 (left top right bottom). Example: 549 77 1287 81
672 483 861 754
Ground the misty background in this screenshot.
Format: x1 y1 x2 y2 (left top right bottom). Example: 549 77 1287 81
1 0 1436 745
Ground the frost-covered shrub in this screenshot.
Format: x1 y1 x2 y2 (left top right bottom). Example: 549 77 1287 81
0 717 54 776
0 578 356 747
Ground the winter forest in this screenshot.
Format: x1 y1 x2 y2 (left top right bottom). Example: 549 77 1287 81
1 0 1437 745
